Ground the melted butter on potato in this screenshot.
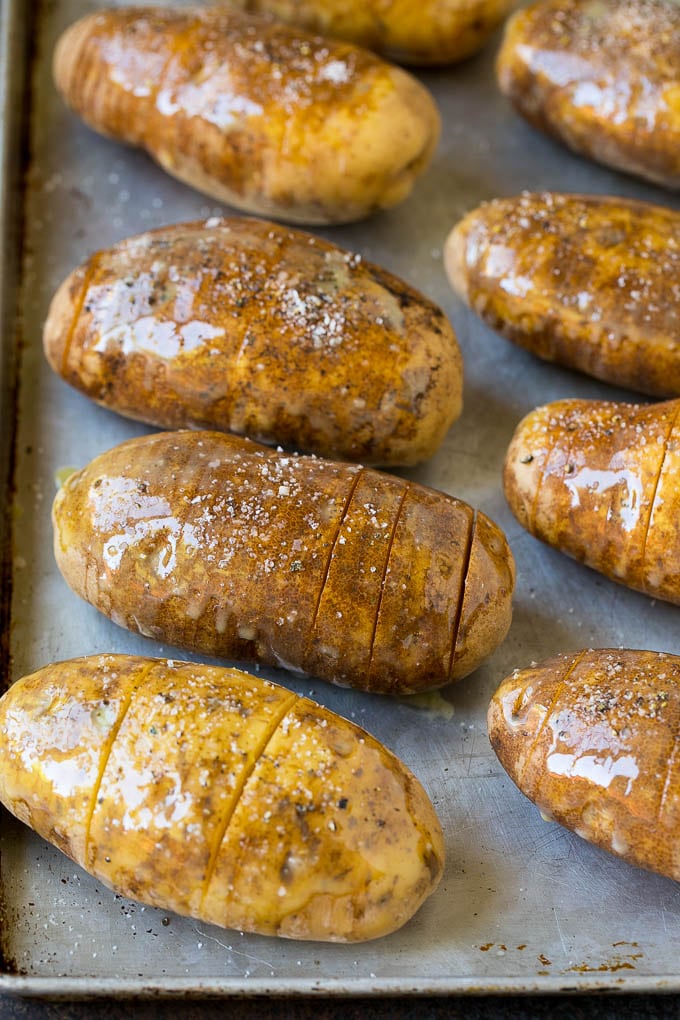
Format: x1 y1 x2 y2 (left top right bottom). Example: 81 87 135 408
44 218 462 466
489 649 680 882
53 7 440 224
504 397 680 605
0 655 444 941
52 431 515 694
446 193 680 398
497 0 680 188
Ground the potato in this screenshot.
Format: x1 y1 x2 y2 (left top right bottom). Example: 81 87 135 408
496 0 680 189
0 654 444 941
44 217 462 467
446 193 680 398
52 431 515 694
223 1 518 66
488 648 680 882
504 397 680 605
53 7 440 225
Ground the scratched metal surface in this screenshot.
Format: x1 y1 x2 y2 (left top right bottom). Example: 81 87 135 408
3 0 680 998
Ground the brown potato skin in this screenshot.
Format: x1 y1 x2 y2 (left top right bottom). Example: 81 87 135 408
446 193 680 398
226 1 518 66
53 7 440 225
43 218 462 467
504 397 680 605
51 431 515 694
0 655 445 941
496 0 680 189
488 648 680 882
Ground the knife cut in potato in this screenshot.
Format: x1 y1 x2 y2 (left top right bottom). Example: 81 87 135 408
489 648 680 883
52 431 515 694
0 655 445 941
504 397 680 606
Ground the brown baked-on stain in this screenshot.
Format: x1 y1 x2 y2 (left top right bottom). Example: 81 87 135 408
567 954 642 974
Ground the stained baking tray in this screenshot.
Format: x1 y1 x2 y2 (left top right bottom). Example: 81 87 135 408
2 0 680 999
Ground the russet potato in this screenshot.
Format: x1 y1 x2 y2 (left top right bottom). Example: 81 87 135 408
497 0 680 188
0 655 445 941
44 218 462 466
53 6 440 224
445 193 680 398
489 648 680 882
225 0 518 66
52 431 515 694
504 397 680 605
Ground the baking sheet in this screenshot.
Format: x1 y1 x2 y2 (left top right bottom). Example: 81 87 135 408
3 0 680 998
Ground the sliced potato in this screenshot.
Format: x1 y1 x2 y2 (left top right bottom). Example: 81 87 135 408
53 6 440 225
504 397 680 605
44 217 462 466
0 655 444 941
226 0 518 65
489 648 680 882
52 431 515 694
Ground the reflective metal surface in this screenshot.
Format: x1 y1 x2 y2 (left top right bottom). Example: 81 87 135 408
2 0 680 997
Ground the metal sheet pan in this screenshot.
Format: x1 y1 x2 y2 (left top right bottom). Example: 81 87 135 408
2 0 680 999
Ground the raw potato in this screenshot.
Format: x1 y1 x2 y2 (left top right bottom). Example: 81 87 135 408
44 217 463 466
504 397 680 605
496 0 680 189
488 648 680 882
0 655 445 941
445 193 680 397
224 0 518 66
51 431 515 694
53 6 440 225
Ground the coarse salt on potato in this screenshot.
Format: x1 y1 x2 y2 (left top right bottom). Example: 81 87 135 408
44 217 462 466
52 431 515 694
504 397 680 605
497 0 680 189
489 648 680 882
445 192 680 398
0 655 445 941
53 6 440 224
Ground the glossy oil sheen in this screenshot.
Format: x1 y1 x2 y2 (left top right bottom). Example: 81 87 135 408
229 0 517 65
52 7 440 223
0 655 445 941
43 217 462 466
497 0 680 188
51 431 515 694
488 648 680 881
504 397 680 605
446 193 680 397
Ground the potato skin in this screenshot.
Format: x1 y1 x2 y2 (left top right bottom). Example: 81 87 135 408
226 1 518 66
488 648 680 882
51 431 515 694
52 7 440 225
0 655 444 941
497 0 680 189
43 218 462 467
504 397 680 605
446 193 680 398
